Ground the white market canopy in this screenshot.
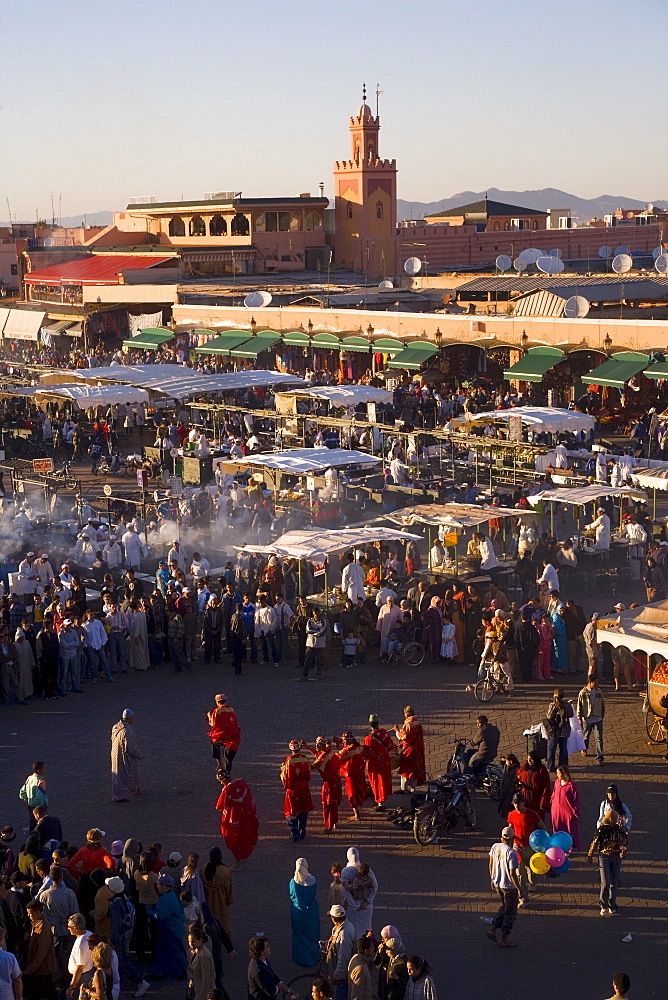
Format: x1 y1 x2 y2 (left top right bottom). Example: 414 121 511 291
453 406 595 435
300 385 393 406
596 600 668 659
527 485 646 506
237 526 422 560
236 448 381 474
377 502 536 529
38 365 306 399
35 383 150 408
632 467 668 491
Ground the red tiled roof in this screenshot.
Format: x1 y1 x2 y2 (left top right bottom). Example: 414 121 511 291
24 254 176 285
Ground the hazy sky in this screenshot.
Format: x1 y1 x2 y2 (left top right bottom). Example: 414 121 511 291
2 0 666 218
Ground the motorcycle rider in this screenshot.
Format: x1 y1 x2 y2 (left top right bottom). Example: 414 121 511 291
465 714 500 780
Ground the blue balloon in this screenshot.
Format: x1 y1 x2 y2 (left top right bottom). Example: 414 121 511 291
553 858 570 874
528 829 550 853
549 830 574 853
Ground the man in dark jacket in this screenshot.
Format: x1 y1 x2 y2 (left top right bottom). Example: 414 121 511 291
203 597 224 666
247 935 296 1000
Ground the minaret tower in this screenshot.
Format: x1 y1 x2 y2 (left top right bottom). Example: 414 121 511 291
332 85 399 279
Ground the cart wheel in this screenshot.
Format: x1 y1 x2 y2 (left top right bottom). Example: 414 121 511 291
645 711 666 744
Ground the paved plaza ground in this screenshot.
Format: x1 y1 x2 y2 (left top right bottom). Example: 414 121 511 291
1 639 665 1000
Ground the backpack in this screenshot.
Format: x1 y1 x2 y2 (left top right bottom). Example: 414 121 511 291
112 895 135 938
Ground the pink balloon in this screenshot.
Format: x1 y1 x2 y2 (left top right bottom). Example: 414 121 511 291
545 846 566 867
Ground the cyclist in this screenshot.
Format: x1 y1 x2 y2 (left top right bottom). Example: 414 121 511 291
465 715 500 779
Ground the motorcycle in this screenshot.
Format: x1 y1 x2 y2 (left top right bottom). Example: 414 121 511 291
412 773 477 846
447 736 503 802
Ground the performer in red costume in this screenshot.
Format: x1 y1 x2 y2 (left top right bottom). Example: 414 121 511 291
364 714 395 810
396 705 426 793
303 736 343 832
215 772 259 870
280 740 313 842
335 732 369 822
206 693 241 778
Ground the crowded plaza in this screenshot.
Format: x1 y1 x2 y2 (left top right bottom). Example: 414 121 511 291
0 336 666 1000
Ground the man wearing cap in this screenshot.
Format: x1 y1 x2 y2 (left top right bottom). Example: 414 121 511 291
364 716 395 812
582 613 600 676
102 535 124 579
18 553 40 604
486 826 521 948
107 876 150 998
109 841 124 869
206 695 241 778
326 904 355 1000
280 741 313 841
302 737 342 833
57 620 82 697
585 508 611 552
167 540 187 574
110 710 144 803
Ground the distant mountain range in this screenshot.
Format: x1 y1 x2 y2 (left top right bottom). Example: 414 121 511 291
397 187 668 222
3 188 667 230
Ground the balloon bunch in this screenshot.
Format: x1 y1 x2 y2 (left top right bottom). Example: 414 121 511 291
528 829 573 875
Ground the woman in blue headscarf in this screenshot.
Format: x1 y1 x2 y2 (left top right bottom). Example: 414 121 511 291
147 873 188 977
288 858 320 967
550 605 570 673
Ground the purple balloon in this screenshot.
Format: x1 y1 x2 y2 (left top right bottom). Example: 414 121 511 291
545 846 566 867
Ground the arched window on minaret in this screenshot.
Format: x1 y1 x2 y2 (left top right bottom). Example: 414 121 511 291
367 144 375 160
376 201 384 220
354 142 361 161
347 203 354 220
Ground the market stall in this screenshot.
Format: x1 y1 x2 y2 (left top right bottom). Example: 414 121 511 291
596 600 668 743
452 405 595 438
237 525 423 608
375 501 536 577
34 383 150 409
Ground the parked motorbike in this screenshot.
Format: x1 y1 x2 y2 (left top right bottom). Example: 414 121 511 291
447 736 503 802
412 773 477 845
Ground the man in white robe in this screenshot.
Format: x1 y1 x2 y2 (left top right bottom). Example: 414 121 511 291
122 527 143 572
341 555 366 602
586 508 611 551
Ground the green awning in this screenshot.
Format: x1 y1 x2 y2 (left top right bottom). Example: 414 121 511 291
504 346 564 381
373 338 404 354
311 332 341 348
341 335 371 352
122 328 173 349
643 360 668 380
388 341 438 370
194 332 249 354
283 330 311 346
230 333 280 358
582 351 649 388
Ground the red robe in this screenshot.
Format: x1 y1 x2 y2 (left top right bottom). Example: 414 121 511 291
397 716 426 782
313 750 343 830
517 762 551 820
216 779 259 861
207 705 241 750
336 744 369 807
364 728 394 803
280 752 313 817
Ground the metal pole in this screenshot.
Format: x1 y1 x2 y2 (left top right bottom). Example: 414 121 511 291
653 487 657 522
324 557 329 604
298 558 303 597
550 502 554 537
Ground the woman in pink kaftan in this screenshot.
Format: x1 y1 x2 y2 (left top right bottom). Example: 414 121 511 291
550 764 580 852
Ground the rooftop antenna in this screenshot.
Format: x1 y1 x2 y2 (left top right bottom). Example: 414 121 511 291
375 83 383 117
59 194 62 226
51 192 56 226
5 198 11 224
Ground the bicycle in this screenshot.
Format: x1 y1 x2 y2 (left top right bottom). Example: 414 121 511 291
286 940 329 993
474 660 511 702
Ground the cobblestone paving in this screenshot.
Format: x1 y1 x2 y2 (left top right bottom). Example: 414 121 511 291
1 635 665 1000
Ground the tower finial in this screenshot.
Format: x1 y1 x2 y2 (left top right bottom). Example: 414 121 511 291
362 82 366 104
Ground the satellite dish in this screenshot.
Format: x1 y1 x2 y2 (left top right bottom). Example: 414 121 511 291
378 279 394 288
655 253 668 275
513 257 527 272
563 295 590 319
518 248 543 264
244 290 272 308
549 248 563 258
612 253 632 274
495 254 512 272
536 256 565 275
613 245 629 256
652 247 664 260
404 256 422 275
598 246 612 259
